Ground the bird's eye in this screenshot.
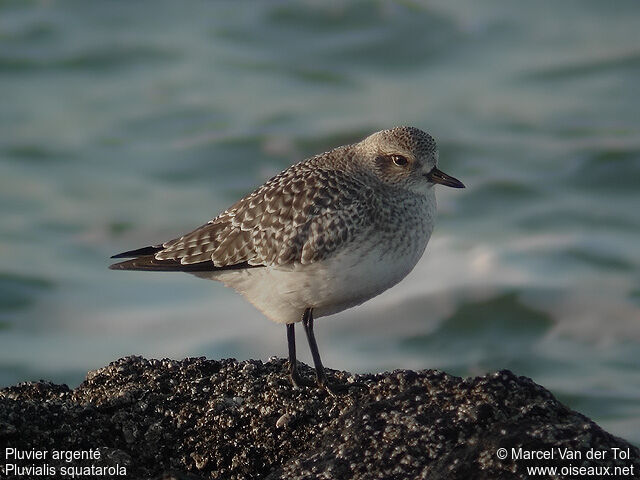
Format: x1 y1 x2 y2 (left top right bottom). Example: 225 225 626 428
391 155 408 167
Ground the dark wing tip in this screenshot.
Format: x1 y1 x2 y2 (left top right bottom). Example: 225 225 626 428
108 256 185 271
109 255 260 272
111 245 163 259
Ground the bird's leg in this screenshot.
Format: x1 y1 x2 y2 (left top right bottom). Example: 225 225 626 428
287 322 313 388
301 308 329 386
301 308 367 395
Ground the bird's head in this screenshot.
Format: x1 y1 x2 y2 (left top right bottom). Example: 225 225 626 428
358 126 465 194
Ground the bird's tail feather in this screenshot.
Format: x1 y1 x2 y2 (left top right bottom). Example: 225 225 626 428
109 255 257 272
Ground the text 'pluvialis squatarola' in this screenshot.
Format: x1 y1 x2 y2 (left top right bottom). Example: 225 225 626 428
110 126 465 394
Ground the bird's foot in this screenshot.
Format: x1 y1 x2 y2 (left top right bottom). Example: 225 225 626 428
289 369 315 389
317 376 368 396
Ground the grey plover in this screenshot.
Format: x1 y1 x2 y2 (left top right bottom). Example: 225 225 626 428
110 126 464 393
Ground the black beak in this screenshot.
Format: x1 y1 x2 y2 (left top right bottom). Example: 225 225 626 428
426 167 465 188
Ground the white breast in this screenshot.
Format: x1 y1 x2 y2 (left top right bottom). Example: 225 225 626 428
198 190 436 324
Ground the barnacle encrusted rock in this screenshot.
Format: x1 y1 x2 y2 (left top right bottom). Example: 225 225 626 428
1 356 638 479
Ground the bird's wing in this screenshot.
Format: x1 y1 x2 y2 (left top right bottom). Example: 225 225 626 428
111 161 380 272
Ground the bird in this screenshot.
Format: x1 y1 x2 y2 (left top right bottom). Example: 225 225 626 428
109 126 465 394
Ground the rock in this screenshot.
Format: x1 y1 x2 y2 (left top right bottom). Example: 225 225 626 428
0 356 638 479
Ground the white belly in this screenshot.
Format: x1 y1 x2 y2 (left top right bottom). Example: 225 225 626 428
197 226 432 324
195 190 436 324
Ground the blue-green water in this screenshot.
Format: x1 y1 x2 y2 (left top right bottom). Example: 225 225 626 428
1 0 639 444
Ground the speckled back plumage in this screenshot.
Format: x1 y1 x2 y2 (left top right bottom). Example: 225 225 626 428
157 149 382 267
